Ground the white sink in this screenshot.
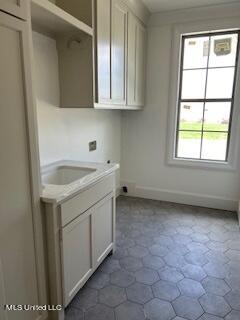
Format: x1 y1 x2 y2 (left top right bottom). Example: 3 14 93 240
42 166 96 185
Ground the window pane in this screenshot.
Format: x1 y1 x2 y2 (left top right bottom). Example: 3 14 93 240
177 131 201 159
209 33 238 68
179 102 204 130
203 102 231 131
183 36 209 69
201 132 228 161
206 67 235 99
182 70 206 99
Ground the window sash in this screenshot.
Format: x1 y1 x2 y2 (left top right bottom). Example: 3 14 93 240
175 30 240 162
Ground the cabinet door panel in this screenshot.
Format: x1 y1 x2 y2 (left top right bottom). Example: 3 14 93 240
0 12 40 320
136 22 146 106
127 13 146 107
0 0 27 20
62 211 93 306
111 0 127 104
96 0 111 102
92 196 114 266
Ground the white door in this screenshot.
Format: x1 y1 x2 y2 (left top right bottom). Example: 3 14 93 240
127 12 146 107
62 210 93 306
0 11 42 320
111 0 128 105
0 0 27 20
92 195 115 266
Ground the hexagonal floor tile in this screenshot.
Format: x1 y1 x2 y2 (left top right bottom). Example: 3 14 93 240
225 290 240 310
152 280 180 302
173 296 204 320
99 285 126 307
87 272 110 290
202 277 230 296
164 252 186 268
113 247 129 259
70 287 98 311
225 310 240 320
198 314 224 320
225 249 240 262
98 258 121 274
199 293 231 317
143 254 165 270
117 237 135 249
187 242 209 254
191 233 210 243
177 278 205 298
84 304 115 320
205 251 229 265
135 235 155 247
206 241 227 253
115 301 145 320
65 307 84 320
144 298 176 320
226 274 240 291
154 235 175 247
176 226 193 236
110 270 135 288
135 267 159 285
185 252 208 266
119 256 143 272
158 266 184 283
149 244 169 257
126 282 153 304
128 245 149 258
173 234 192 245
203 262 229 279
181 264 207 281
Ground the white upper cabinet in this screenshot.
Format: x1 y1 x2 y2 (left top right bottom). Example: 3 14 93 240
0 0 27 20
95 0 147 110
111 0 128 105
127 12 146 108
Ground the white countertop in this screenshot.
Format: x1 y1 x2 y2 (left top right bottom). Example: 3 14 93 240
41 160 119 204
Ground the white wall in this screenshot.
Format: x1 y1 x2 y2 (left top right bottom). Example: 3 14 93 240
121 3 240 210
33 32 121 184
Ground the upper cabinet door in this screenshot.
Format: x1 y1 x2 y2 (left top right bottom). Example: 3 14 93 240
96 0 111 103
127 12 146 107
111 0 128 105
0 0 27 20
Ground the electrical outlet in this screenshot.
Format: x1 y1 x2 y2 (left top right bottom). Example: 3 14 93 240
89 141 97 151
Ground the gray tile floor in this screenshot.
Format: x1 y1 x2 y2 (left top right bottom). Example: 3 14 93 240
65 196 240 320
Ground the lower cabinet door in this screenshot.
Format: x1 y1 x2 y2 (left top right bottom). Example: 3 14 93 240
62 210 93 306
92 195 115 266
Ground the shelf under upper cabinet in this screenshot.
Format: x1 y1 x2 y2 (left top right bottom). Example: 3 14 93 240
31 0 93 37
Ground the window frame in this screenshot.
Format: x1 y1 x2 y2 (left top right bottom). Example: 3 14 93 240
175 30 240 162
167 19 240 171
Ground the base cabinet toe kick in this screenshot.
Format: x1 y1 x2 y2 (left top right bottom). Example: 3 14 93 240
42 173 116 320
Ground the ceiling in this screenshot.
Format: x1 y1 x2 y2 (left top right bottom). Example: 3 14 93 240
141 0 240 13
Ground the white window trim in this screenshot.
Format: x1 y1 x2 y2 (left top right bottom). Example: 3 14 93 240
166 18 240 171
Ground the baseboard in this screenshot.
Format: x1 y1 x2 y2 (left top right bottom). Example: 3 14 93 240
120 181 238 211
115 187 121 198
238 201 240 226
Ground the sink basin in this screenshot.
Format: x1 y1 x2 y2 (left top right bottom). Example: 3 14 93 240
42 166 96 185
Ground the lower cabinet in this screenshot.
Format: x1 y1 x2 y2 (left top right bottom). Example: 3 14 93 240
62 210 93 306
62 194 115 306
92 196 114 266
44 176 116 320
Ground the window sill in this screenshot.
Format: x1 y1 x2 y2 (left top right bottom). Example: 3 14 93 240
167 157 236 172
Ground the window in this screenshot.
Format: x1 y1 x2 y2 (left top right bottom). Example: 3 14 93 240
175 30 240 162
